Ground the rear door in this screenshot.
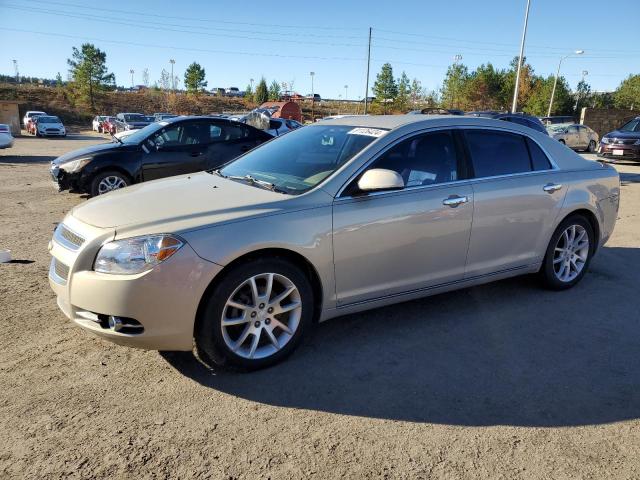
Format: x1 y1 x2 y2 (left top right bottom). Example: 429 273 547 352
204 121 260 170
141 121 209 181
462 129 567 277
565 125 580 148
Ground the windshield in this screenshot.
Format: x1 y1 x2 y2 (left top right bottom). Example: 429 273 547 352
619 119 640 133
124 114 146 122
38 116 61 124
218 125 387 195
120 121 167 144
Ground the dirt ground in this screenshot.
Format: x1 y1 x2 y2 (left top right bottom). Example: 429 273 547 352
1 132 639 479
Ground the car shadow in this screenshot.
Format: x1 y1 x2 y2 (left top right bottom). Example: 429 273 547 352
162 246 640 427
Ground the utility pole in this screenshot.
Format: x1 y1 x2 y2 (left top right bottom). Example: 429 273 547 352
574 70 588 112
451 54 462 109
344 84 348 102
364 27 372 114
12 59 19 84
169 59 175 92
129 69 135 89
310 71 315 122
511 0 531 113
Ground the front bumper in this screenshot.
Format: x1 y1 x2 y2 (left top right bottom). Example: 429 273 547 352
598 143 640 160
48 216 222 351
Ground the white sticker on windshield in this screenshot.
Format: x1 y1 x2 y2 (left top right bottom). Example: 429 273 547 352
347 127 386 137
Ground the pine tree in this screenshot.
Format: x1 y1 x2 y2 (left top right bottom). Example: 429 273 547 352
396 71 410 112
268 80 281 101
372 63 398 113
184 62 207 93
67 43 115 110
255 77 268 104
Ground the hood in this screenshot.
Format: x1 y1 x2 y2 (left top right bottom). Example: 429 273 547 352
603 130 640 140
53 142 135 165
127 122 151 128
70 172 301 232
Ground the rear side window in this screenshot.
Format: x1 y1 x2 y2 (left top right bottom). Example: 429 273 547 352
526 138 552 170
465 130 532 177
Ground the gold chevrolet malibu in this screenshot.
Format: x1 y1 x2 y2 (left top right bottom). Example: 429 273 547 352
49 115 620 369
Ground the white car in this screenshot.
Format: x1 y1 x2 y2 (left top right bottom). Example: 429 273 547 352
92 115 107 133
34 115 66 137
0 124 14 148
22 110 46 129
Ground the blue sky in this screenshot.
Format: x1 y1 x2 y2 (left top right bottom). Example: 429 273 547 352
1 0 638 98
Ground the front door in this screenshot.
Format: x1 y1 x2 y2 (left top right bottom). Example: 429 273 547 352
461 129 567 277
142 121 209 181
333 130 474 306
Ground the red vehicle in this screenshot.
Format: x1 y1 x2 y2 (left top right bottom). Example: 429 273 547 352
101 116 117 135
26 117 37 135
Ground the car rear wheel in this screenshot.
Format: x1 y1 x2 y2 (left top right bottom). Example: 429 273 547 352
90 171 130 197
540 215 595 290
196 258 314 370
587 140 596 153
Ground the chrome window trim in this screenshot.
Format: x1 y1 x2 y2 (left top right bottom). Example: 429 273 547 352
335 124 559 200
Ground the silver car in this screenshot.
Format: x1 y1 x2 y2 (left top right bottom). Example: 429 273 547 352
48 115 620 369
548 123 599 152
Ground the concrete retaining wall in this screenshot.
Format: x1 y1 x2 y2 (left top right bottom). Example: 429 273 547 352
580 108 639 136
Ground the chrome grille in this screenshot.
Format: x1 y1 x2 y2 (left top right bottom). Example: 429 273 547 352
50 258 69 284
54 224 85 250
613 138 636 145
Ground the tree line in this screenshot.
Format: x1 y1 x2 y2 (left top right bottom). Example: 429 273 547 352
371 59 640 115
10 43 638 114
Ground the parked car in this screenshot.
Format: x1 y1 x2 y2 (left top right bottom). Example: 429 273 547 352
212 88 226 96
265 118 303 136
226 87 242 97
306 93 322 102
33 115 66 137
540 116 575 125
0 124 14 149
408 108 464 115
48 115 620 369
598 116 640 161
114 113 152 132
92 115 107 132
101 117 118 135
153 113 178 121
466 111 548 135
547 123 598 152
22 110 46 129
49 116 273 197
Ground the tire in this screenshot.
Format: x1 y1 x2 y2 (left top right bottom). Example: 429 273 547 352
558 139 565 145
90 170 130 197
196 257 315 370
540 215 595 290
587 140 596 153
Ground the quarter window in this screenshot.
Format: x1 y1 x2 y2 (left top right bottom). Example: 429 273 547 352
465 130 532 177
526 138 552 170
364 130 459 188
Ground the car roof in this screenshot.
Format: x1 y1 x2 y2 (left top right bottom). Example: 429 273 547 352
314 114 547 130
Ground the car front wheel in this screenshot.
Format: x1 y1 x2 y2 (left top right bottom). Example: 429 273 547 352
540 215 595 290
90 171 130 196
196 258 314 370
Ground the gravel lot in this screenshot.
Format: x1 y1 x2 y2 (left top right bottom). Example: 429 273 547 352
1 132 639 479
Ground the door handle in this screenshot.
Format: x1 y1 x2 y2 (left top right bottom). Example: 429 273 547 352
442 195 469 207
190 151 204 157
543 183 563 193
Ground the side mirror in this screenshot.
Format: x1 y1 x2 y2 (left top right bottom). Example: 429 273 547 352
357 168 405 192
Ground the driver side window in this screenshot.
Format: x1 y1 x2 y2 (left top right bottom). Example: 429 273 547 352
364 130 460 189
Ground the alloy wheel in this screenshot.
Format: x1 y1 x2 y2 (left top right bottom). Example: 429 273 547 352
552 224 590 282
97 176 126 194
221 273 302 360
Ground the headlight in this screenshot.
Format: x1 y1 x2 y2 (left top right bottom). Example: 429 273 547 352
94 234 184 275
601 137 610 144
58 157 92 173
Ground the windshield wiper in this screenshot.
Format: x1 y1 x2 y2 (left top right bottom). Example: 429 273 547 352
224 174 289 194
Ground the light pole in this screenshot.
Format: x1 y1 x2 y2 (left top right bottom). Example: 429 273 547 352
129 69 135 89
547 50 584 117
511 0 531 113
451 54 462 109
310 71 315 122
344 84 348 101
250 78 254 92
169 59 175 92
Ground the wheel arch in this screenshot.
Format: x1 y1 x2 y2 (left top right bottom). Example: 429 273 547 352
85 165 135 192
194 247 325 335
558 208 601 253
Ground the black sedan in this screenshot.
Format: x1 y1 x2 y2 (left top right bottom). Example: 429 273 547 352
50 116 274 196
